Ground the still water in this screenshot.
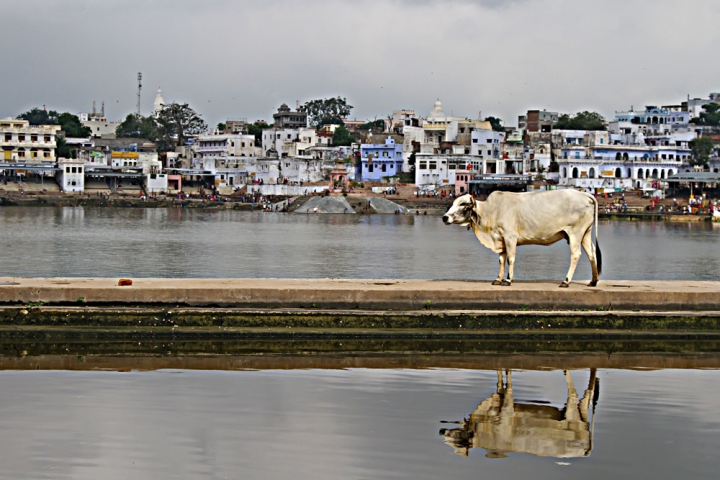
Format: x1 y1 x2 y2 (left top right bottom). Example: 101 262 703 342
1 207 719 280
0 367 718 479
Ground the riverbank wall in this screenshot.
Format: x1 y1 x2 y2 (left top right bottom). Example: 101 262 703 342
1 278 719 337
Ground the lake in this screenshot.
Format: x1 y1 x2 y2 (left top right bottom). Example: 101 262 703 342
0 364 717 479
0 207 719 280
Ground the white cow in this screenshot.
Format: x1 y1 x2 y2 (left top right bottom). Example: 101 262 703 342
442 190 601 287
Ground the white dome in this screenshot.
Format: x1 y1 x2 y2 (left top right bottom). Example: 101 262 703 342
429 99 445 119
153 88 165 112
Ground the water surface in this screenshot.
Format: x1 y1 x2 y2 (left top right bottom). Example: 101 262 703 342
0 367 717 479
1 207 719 280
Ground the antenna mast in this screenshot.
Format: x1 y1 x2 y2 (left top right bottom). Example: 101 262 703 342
137 72 143 116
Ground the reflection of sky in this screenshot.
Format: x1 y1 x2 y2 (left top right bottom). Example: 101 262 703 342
0 368 718 479
2 208 720 280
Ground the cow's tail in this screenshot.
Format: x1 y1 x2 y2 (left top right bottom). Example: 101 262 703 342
594 196 602 276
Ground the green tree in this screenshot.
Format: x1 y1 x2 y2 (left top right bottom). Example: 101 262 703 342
56 136 72 159
56 112 92 137
115 114 157 139
359 119 385 131
155 103 208 152
690 137 715 166
554 111 606 131
302 97 353 127
247 121 271 147
484 116 504 132
332 126 356 146
217 122 226 132
18 107 59 125
317 117 345 130
690 103 720 126
17 108 91 137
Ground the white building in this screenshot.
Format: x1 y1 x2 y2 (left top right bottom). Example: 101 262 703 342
685 93 720 118
261 128 318 158
195 134 261 159
79 103 121 138
470 128 504 173
414 154 482 187
421 100 461 152
56 158 85 192
0 118 61 163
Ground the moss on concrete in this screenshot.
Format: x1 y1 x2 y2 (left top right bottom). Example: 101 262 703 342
1 307 718 336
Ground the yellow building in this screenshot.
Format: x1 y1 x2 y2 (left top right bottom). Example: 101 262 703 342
0 118 61 162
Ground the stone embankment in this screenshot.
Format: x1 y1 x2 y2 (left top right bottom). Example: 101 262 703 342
1 278 720 337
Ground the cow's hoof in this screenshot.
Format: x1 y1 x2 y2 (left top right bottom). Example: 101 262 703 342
501 280 512 287
491 280 502 286
559 282 570 288
587 281 598 287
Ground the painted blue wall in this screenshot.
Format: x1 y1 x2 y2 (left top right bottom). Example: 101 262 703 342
358 137 404 181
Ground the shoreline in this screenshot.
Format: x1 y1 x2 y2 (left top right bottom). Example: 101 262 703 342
1 195 716 220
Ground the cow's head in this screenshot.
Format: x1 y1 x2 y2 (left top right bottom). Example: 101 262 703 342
443 194 477 227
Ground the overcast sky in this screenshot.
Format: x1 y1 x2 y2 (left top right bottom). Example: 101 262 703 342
2 0 719 127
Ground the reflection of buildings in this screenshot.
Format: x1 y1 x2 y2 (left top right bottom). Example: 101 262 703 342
440 369 599 458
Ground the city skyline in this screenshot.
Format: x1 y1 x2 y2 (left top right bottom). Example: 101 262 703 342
2 0 719 126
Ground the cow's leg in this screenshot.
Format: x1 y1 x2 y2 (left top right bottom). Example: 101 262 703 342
560 232 582 288
492 251 507 285
582 228 599 287
579 368 597 422
501 239 517 286
563 370 581 422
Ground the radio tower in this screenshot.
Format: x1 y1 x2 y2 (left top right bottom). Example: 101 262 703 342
136 72 142 116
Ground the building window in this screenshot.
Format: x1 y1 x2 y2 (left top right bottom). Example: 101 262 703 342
419 162 427 169
31 135 37 142
18 135 25 142
429 161 437 169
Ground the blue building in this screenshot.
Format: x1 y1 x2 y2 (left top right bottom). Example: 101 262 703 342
358 137 404 181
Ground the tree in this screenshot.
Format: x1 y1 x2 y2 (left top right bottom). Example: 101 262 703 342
554 111 606 131
56 136 73 159
17 108 91 137
217 122 226 132
690 137 715 166
484 116 504 132
18 107 58 125
332 126 356 146
155 103 208 152
56 112 92 137
115 114 157 139
359 119 385 131
690 103 720 126
302 97 353 127
317 117 344 130
247 121 271 147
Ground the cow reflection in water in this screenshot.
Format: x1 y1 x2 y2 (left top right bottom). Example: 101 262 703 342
440 369 599 458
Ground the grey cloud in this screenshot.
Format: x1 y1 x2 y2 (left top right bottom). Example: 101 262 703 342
1 0 718 128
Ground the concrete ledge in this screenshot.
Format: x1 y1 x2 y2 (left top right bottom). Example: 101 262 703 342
2 278 720 311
